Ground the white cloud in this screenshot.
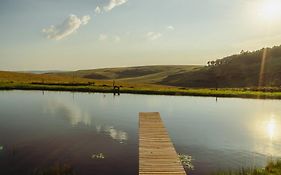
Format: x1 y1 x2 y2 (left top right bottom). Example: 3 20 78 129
95 6 101 14
99 34 108 41
81 15 91 25
104 0 127 12
42 14 91 40
146 32 162 41
167 25 175 31
114 35 121 42
98 34 121 42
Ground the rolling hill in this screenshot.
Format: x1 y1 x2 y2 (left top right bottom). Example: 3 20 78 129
0 71 92 83
53 65 202 84
2 45 281 88
161 45 281 88
52 44 281 88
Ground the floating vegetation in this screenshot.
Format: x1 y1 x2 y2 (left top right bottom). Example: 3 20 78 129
178 154 194 170
91 153 105 159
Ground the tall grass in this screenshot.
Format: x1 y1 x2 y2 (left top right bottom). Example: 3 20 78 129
212 159 281 175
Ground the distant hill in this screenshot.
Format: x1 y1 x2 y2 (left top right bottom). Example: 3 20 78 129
53 65 202 84
53 45 281 88
19 70 64 74
161 45 281 88
2 45 281 88
0 71 91 83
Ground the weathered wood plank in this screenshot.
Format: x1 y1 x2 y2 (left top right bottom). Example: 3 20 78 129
139 112 186 175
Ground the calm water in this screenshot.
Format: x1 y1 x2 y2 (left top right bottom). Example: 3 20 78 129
0 90 281 175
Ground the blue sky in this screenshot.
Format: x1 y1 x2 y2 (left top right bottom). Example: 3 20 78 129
1 0 281 70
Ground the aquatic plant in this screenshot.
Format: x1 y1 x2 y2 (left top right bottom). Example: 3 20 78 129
91 153 105 159
212 159 281 175
178 154 194 170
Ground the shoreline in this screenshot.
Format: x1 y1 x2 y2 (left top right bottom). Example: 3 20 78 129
1 83 281 100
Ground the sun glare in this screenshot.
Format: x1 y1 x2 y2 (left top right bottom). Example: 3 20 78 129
258 0 281 21
266 117 276 140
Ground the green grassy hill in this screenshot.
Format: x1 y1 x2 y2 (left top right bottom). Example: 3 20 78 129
52 44 281 88
3 45 281 89
161 45 281 88
0 71 91 83
54 65 202 84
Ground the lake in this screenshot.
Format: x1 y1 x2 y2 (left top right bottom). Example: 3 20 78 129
0 90 280 175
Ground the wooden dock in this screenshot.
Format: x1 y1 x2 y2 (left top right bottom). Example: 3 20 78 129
139 112 186 175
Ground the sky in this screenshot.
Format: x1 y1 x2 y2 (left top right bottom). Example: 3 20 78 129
1 0 281 71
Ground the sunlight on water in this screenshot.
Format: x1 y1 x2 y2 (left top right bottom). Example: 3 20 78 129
253 113 281 157
254 113 280 141
267 116 276 141
1 91 281 175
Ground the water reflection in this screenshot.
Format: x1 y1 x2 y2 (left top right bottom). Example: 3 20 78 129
253 113 281 157
43 99 128 143
267 116 276 140
44 99 91 126
1 91 281 175
96 125 128 143
256 114 280 141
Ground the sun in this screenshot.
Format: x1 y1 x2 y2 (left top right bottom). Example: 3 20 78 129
258 0 281 21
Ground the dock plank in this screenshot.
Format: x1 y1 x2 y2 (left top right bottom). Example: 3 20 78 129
139 112 186 175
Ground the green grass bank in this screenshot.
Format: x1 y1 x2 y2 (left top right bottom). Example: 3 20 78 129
1 82 281 99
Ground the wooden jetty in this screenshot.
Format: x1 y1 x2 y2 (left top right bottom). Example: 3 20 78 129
139 112 186 175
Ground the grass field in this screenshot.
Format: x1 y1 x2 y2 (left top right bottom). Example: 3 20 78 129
0 71 92 83
53 65 202 84
1 82 281 99
1 71 281 99
49 45 281 89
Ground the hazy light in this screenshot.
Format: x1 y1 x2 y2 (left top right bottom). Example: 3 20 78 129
252 114 281 157
266 117 276 140
258 0 281 21
258 48 267 87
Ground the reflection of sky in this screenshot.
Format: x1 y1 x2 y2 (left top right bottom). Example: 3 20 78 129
44 99 91 126
96 125 128 143
43 97 128 143
1 91 281 174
